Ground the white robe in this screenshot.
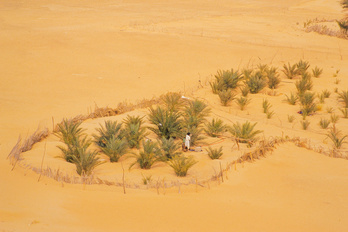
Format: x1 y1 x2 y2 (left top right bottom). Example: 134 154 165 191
185 135 191 149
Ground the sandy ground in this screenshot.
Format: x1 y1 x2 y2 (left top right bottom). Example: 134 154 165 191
1 0 348 231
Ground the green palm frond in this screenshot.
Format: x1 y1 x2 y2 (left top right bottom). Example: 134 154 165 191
168 155 197 177
100 136 128 162
229 121 263 144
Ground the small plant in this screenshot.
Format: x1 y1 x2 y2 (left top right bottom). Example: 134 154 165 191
318 93 325 103
204 118 227 137
327 126 347 149
55 119 85 147
288 115 295 123
295 74 313 96
333 69 340 78
218 90 235 106
338 90 348 108
229 121 263 144
282 63 298 79
301 120 310 130
245 71 267 94
100 136 128 162
236 96 251 111
161 92 185 112
296 60 310 75
123 115 148 149
206 146 223 159
158 137 182 160
330 114 340 124
210 69 242 93
312 66 323 78
71 147 103 176
339 108 348 118
267 68 281 89
262 99 271 113
299 92 317 118
322 89 331 98
266 111 275 119
129 140 161 169
337 19 348 33
319 118 330 129
285 92 298 105
168 155 197 177
240 85 249 97
335 78 341 85
141 174 152 185
326 106 334 113
93 120 123 148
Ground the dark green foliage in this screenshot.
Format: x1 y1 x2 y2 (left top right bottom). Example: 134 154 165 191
266 67 281 89
100 136 128 162
285 92 298 105
236 96 251 110
57 136 91 163
158 137 182 160
123 115 148 149
282 63 298 79
148 106 182 139
210 69 242 93
295 73 313 96
245 71 267 94
161 92 185 112
130 140 161 169
204 118 226 137
72 147 103 176
240 85 250 97
218 90 235 106
319 118 330 129
327 126 347 149
182 99 211 128
93 120 123 148
168 155 197 177
312 66 323 78
205 146 223 159
229 121 263 144
338 90 348 108
296 60 310 75
299 92 317 118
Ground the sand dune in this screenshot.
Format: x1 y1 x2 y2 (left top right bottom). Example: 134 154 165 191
1 0 348 231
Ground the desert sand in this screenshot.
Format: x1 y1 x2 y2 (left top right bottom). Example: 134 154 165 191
1 0 348 231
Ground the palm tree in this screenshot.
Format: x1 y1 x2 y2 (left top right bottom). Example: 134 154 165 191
338 90 348 108
158 137 182 159
245 71 267 94
100 136 128 162
55 119 85 145
161 92 185 112
168 155 197 177
93 120 123 148
123 115 148 148
130 140 162 169
204 118 227 137
327 126 347 149
229 121 263 144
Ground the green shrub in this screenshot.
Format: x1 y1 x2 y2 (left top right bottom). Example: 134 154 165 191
240 85 249 97
123 115 148 149
148 106 182 139
262 99 271 113
319 118 330 129
168 155 197 177
285 92 298 105
322 89 331 98
330 114 340 124
340 108 348 118
206 146 223 159
100 136 128 162
282 63 298 79
182 99 211 128
158 137 182 160
299 92 317 118
71 146 103 176
204 118 227 137
218 90 235 106
295 73 313 96
229 121 263 144
296 60 310 75
236 96 251 111
55 119 85 146
93 120 123 148
301 120 310 130
161 92 185 112
57 135 91 163
246 71 267 94
338 90 348 108
266 111 275 119
130 140 161 169
210 69 242 93
266 67 281 89
312 66 323 78
327 126 347 149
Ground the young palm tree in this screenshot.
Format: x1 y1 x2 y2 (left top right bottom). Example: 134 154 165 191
327 126 347 149
130 140 162 169
158 137 182 160
168 155 197 177
296 60 310 75
179 125 205 146
55 119 85 145
296 75 313 96
206 146 223 159
319 118 330 129
204 118 227 137
161 92 185 112
123 115 148 149
338 90 348 108
236 96 251 111
229 121 263 144
57 135 91 162
211 69 243 93
299 92 317 118
100 136 128 162
147 106 182 139
312 66 323 78
218 90 236 106
282 63 298 79
245 71 267 94
239 85 250 97
71 146 103 176
267 70 281 89
93 120 123 148
285 92 298 105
